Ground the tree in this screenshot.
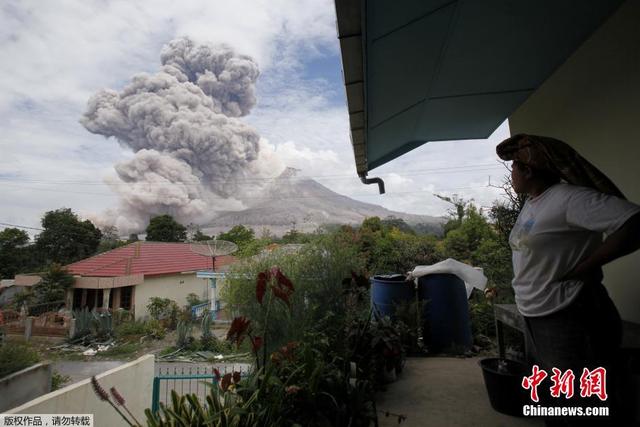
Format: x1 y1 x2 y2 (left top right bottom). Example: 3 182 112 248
381 216 415 235
441 205 493 263
33 263 74 304
0 228 30 279
217 225 255 247
97 225 125 253
489 168 527 245
145 215 187 242
35 208 102 265
192 230 211 242
435 193 473 236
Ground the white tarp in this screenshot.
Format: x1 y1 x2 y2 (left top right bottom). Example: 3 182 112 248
408 258 487 298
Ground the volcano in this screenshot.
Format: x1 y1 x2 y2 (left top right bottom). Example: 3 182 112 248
203 168 444 236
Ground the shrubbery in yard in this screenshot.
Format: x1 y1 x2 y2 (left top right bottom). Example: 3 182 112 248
221 231 365 353
0 342 40 378
51 371 71 391
185 293 204 307
146 297 180 329
143 267 381 426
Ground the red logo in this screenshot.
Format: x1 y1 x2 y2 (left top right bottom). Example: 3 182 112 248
522 366 607 402
549 368 575 399
522 364 548 402
579 367 608 401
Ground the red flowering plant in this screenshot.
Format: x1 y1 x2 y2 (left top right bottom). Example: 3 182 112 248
227 266 295 369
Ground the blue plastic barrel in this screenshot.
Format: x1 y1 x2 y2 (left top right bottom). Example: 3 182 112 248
371 274 415 320
418 273 471 353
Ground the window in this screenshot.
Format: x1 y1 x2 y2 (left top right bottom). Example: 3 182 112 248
120 286 133 311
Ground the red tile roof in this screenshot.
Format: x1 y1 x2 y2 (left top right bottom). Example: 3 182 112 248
66 242 236 277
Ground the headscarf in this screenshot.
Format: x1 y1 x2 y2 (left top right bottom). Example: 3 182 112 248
496 133 625 199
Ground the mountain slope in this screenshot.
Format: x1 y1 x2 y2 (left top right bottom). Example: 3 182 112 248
204 168 444 236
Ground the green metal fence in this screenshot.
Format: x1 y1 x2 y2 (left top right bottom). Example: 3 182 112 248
151 364 251 412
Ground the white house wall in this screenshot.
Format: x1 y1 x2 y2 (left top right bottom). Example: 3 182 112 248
134 273 209 319
509 0 640 322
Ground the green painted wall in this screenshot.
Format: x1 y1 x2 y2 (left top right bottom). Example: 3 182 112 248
509 0 640 322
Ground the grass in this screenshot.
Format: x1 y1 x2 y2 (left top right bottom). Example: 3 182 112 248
51 370 71 391
0 342 40 378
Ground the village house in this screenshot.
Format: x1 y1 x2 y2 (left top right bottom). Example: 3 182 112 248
14 241 236 319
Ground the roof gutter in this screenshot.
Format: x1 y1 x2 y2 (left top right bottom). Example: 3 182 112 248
337 0 386 194
359 174 385 194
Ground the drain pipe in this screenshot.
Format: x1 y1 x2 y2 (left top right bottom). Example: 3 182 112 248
359 174 385 194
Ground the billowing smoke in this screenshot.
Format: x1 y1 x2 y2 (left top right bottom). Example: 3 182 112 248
81 37 283 233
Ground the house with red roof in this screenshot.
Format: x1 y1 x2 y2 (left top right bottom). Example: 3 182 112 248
15 241 236 319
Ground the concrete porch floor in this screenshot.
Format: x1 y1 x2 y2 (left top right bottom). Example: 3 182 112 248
376 357 543 427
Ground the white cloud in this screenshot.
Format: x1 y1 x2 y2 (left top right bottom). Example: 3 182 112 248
0 0 513 234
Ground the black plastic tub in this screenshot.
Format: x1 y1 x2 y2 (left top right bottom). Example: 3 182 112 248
479 358 529 417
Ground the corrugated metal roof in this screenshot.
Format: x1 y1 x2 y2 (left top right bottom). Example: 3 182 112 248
66 242 236 277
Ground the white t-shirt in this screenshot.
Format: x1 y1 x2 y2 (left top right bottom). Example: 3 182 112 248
509 183 640 317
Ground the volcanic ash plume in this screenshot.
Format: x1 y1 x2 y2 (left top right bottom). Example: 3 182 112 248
81 37 283 233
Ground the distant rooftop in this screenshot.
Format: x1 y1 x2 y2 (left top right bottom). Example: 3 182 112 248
66 241 236 278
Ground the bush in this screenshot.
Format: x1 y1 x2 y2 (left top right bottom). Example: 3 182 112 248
175 321 194 349
145 319 166 340
186 293 204 307
51 370 70 391
115 320 147 338
0 343 40 378
221 232 364 352
71 308 113 341
147 298 180 329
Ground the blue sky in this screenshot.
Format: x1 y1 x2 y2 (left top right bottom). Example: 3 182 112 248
0 0 509 235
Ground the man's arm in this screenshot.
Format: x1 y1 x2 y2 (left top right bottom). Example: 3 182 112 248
564 211 640 282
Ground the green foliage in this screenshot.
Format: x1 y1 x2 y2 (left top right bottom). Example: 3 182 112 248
356 216 443 274
96 226 125 253
221 232 364 351
0 343 40 378
0 228 30 279
175 320 194 349
279 229 314 244
441 205 493 263
236 237 272 258
71 308 114 341
114 319 147 337
72 308 93 339
380 216 415 235
192 230 211 241
32 263 74 304
36 208 102 265
146 297 180 329
347 313 405 388
145 214 187 242
51 371 71 391
145 319 167 340
92 311 113 340
146 332 378 426
12 289 35 310
217 225 255 249
186 293 204 307
200 313 216 350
